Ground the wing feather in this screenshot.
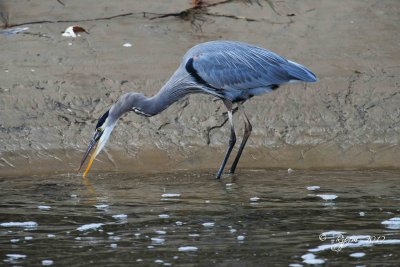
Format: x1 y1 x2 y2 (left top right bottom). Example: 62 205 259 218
187 41 316 91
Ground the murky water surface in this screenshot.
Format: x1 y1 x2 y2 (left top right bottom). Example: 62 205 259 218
1 170 399 266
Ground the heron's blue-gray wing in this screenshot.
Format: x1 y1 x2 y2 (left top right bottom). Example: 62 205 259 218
188 43 316 91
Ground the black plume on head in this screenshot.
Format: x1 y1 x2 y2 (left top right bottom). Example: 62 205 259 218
96 110 109 129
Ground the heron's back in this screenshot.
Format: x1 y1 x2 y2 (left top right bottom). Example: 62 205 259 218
181 40 316 101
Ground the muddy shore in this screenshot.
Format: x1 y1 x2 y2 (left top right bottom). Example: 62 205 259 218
0 0 399 176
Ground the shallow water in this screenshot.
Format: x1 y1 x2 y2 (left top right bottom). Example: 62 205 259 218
1 170 400 266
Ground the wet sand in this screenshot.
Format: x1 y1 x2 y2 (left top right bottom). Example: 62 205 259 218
0 0 400 174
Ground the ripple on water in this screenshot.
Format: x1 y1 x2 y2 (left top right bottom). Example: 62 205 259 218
76 223 104 232
161 193 181 198
178 246 198 252
202 222 215 227
38 205 51 210
381 217 400 230
316 194 338 201
112 214 128 220
1 221 38 228
306 186 320 191
42 259 54 265
6 254 27 260
320 230 346 238
151 237 165 244
94 204 109 210
237 235 245 241
301 253 325 265
350 252 366 258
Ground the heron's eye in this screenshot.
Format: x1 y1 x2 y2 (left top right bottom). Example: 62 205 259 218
96 127 103 132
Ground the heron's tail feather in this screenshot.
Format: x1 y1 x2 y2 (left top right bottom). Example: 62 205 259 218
282 60 317 82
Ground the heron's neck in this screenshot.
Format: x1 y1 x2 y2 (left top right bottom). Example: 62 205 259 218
137 76 192 116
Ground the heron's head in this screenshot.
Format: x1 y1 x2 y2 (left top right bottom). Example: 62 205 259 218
78 109 117 177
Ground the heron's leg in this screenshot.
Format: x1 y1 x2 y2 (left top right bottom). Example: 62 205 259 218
229 102 252 174
216 99 236 179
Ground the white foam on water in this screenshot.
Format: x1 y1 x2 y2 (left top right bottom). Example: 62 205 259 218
24 236 33 240
10 239 20 243
109 236 120 241
161 193 181 198
94 204 109 210
38 205 51 210
155 230 166 235
321 230 346 238
202 222 215 227
289 264 303 267
76 223 104 232
175 221 183 225
188 233 200 237
237 235 245 241
1 221 38 228
350 252 366 258
70 194 78 198
110 243 118 248
112 214 128 220
316 194 338 201
151 237 165 244
307 186 320 191
47 234 56 238
250 197 260 202
359 211 365 216
301 253 325 265
382 217 400 230
159 214 170 219
42 259 54 265
6 254 27 260
178 246 198 252
230 229 237 233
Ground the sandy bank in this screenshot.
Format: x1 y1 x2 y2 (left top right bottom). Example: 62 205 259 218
0 0 399 175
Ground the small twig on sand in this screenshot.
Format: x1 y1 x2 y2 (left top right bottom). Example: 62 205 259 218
6 12 135 28
206 107 238 145
57 0 65 7
205 12 258 22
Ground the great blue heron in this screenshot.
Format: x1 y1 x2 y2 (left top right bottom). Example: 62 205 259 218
79 40 317 178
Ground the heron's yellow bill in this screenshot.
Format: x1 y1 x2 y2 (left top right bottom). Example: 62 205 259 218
78 137 99 177
83 151 97 177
